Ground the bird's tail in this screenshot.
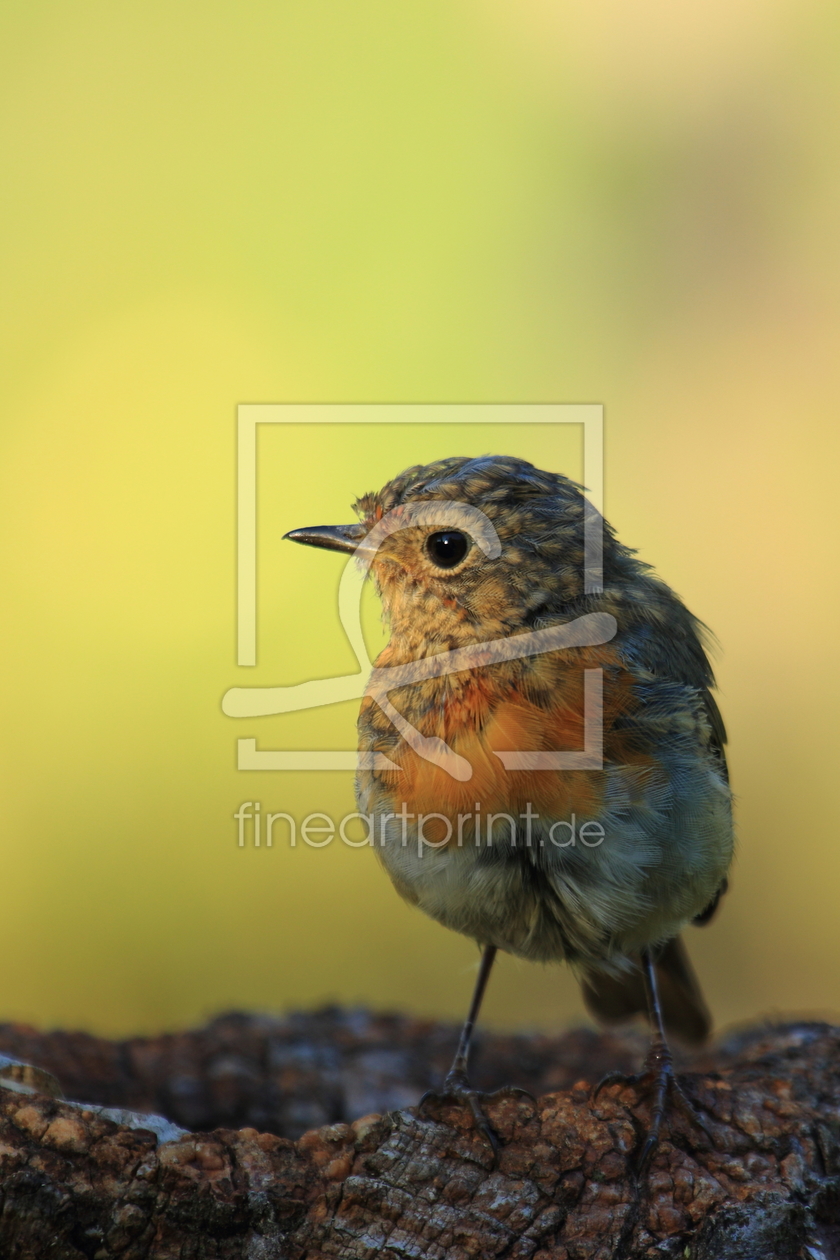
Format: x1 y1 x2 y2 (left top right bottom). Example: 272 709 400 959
580 935 711 1046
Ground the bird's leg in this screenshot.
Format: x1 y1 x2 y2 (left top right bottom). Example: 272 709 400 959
441 943 496 1093
635 949 713 1172
636 948 673 1170
418 945 534 1160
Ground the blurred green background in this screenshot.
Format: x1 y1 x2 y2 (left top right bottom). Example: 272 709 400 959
1 0 839 1037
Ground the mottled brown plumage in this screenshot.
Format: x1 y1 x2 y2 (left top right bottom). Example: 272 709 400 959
287 454 733 1166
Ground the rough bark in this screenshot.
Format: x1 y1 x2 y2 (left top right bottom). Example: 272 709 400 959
1 1013 839 1259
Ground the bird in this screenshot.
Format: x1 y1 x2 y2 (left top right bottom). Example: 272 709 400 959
285 454 733 1170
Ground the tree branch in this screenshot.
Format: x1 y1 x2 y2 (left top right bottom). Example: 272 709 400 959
1 1015 839 1258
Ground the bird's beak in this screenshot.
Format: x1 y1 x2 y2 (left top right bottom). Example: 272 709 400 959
282 523 367 555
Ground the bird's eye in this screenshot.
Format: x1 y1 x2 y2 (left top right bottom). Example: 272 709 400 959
426 530 469 569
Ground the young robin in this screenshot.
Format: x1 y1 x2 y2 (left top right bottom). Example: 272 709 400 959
285 455 733 1168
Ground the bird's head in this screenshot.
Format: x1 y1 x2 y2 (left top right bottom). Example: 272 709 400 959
285 455 615 649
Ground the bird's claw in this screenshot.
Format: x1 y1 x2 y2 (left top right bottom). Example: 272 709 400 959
590 1069 645 1106
483 1083 537 1107
634 1052 715 1175
418 1073 535 1164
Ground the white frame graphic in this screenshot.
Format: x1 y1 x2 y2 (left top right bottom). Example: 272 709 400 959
225 404 605 773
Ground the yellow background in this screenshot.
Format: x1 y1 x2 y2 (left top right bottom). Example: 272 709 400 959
1 1 839 1037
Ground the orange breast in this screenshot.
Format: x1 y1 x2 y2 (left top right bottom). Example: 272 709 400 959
371 647 652 832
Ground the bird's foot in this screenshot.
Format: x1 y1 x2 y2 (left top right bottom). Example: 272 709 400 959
591 1049 714 1174
418 1070 535 1164
635 1043 716 1173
